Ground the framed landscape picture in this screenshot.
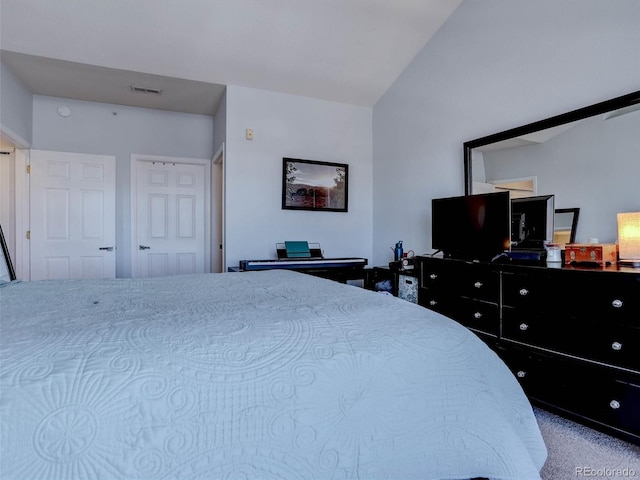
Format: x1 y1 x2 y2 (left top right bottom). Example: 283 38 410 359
282 158 349 212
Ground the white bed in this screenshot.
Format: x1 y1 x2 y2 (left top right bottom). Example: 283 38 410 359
0 269 546 479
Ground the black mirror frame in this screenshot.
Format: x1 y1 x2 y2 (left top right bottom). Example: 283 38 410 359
463 90 640 195
0 223 16 282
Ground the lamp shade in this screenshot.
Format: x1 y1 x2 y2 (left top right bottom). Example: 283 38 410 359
617 212 640 266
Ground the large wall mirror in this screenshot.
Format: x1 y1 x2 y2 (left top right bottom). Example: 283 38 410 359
464 90 640 245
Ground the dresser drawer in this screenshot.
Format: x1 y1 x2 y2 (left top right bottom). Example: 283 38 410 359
502 271 561 310
497 348 640 439
446 298 499 336
502 306 640 372
595 378 640 439
419 288 448 313
420 258 498 302
503 269 640 325
580 281 640 324
496 348 582 403
422 293 498 337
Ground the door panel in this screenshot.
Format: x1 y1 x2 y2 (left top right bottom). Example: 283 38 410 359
135 159 206 277
30 150 116 280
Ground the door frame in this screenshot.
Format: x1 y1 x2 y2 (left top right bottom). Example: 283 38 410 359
1 126 30 280
15 148 30 280
0 148 16 267
130 153 212 278
212 142 225 273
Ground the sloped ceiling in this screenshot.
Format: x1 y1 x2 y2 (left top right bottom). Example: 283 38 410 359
0 0 462 115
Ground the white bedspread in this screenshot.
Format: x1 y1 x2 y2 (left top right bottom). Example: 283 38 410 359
0 270 546 479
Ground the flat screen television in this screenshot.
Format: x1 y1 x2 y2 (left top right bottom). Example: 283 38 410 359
510 194 555 250
431 191 511 262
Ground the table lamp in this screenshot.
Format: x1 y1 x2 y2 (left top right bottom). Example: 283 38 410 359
617 212 640 267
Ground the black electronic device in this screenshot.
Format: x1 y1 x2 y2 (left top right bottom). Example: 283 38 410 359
389 257 415 271
510 195 555 251
431 191 511 262
505 250 546 263
276 242 323 259
239 257 367 271
511 212 526 244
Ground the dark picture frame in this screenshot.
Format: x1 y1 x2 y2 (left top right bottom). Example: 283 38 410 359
0 223 16 282
282 158 348 212
554 207 580 244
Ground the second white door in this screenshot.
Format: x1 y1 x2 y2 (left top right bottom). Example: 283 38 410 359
133 157 208 277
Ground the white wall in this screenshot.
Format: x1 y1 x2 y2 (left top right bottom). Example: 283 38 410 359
32 96 215 277
0 60 33 146
212 90 227 156
372 0 640 265
224 85 373 268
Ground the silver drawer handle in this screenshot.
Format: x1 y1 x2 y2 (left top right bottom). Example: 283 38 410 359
612 299 623 308
519 323 529 331
609 400 621 410
474 281 483 288
519 288 529 296
473 312 482 319
429 300 437 306
611 342 622 351
429 273 438 280
516 370 526 378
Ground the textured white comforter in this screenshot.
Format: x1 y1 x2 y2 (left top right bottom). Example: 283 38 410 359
0 270 546 479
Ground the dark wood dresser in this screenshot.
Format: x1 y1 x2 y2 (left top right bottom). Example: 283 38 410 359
417 255 640 445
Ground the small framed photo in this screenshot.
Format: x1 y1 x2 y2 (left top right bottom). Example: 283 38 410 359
282 158 348 212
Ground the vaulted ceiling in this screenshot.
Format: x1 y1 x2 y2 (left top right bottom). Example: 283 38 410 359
0 0 462 115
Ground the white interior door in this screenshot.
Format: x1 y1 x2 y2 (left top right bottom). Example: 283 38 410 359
30 150 116 280
134 158 208 277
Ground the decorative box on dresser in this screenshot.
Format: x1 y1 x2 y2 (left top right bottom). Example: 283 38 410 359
417 255 640 446
397 271 419 303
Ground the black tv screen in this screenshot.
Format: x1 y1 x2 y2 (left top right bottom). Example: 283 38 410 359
510 195 555 250
432 191 511 261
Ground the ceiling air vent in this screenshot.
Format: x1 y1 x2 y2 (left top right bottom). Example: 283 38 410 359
130 85 162 95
